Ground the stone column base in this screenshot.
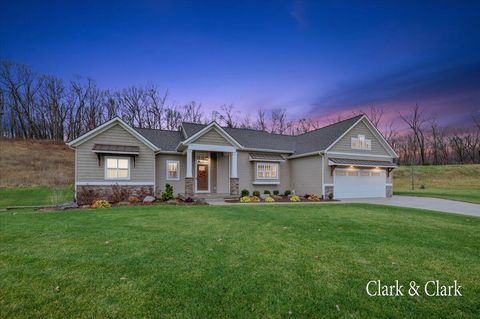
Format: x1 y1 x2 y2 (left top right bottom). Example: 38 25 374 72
185 177 194 197
76 185 154 205
230 178 239 196
324 186 334 200
386 185 393 197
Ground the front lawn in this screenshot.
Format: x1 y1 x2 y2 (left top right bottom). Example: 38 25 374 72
1 204 479 318
393 164 480 204
0 186 73 208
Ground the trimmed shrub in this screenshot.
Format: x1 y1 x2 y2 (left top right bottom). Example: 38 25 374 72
91 199 111 209
328 192 334 200
250 196 261 202
161 183 174 201
265 196 275 202
252 190 260 197
128 196 140 204
290 195 300 202
273 190 280 196
240 196 251 203
307 194 321 201
240 189 250 197
263 190 271 195
284 190 292 196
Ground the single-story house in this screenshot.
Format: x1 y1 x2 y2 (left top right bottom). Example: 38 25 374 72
67 114 398 204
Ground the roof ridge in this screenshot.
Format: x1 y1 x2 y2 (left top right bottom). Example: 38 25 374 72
297 114 364 136
134 127 182 132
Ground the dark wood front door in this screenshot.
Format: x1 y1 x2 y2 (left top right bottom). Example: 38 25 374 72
197 164 209 191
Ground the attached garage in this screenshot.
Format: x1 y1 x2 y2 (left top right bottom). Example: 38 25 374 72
328 158 396 199
334 169 386 198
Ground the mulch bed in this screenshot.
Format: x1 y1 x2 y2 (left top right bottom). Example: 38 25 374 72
225 196 336 203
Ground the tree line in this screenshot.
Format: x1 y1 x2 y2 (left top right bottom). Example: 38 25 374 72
1 60 479 165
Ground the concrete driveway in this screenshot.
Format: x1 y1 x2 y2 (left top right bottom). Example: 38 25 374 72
341 196 480 217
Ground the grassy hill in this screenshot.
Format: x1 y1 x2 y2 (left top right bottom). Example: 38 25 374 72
0 138 74 187
393 164 480 204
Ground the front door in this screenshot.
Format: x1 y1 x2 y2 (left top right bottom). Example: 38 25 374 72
197 164 209 192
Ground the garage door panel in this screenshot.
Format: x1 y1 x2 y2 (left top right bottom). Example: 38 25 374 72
334 169 386 199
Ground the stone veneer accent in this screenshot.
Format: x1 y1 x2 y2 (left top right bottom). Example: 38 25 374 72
386 185 393 198
185 177 194 196
76 185 154 205
229 178 239 196
324 186 334 200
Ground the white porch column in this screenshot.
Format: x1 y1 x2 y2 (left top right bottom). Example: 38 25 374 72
231 151 238 178
186 149 193 178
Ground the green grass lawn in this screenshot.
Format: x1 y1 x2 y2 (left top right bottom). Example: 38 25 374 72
393 164 480 204
1 204 479 318
0 186 73 208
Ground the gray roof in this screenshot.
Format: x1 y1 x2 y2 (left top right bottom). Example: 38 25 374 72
92 144 140 154
249 153 285 161
329 157 396 167
134 115 368 154
134 128 184 151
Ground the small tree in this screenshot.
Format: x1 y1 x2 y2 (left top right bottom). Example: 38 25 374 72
161 183 174 201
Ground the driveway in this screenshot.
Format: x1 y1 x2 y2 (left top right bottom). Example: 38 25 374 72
341 196 480 217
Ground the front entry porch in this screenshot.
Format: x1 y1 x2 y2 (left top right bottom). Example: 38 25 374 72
184 145 239 197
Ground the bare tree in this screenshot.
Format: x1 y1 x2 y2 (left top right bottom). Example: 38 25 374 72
255 109 267 131
216 104 237 128
270 108 288 134
400 104 428 165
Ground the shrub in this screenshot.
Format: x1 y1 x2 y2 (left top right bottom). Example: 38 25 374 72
250 196 260 202
91 199 111 209
290 195 300 202
284 190 292 196
328 192 334 200
252 190 260 197
263 190 271 195
265 196 275 202
184 197 194 203
273 190 279 196
128 196 140 204
161 183 174 201
420 184 426 189
307 194 321 201
240 196 251 203
240 189 250 197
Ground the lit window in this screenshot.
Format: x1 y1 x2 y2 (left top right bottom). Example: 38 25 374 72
351 134 371 150
347 171 359 176
371 171 381 177
105 157 130 180
360 171 370 176
256 163 279 179
166 160 180 180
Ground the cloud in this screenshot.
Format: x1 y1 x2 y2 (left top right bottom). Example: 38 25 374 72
290 0 307 28
308 61 480 128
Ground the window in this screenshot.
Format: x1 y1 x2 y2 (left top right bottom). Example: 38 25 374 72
351 134 371 150
371 171 381 177
347 171 359 176
360 171 370 176
105 157 130 180
256 163 279 179
166 160 180 180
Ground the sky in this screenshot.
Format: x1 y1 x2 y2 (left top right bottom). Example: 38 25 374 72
1 0 479 130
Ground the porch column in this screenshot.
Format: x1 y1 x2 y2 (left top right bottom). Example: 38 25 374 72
185 149 194 196
231 151 238 178
229 151 239 196
186 149 193 178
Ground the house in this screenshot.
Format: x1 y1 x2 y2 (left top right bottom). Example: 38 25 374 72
67 114 398 204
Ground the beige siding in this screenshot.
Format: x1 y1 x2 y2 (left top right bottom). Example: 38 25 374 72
156 154 186 196
290 155 323 196
329 120 391 156
237 151 291 193
76 124 155 183
194 128 233 146
216 152 230 193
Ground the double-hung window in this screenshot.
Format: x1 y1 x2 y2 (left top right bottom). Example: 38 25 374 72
105 157 130 180
351 134 371 150
166 160 180 180
256 163 279 179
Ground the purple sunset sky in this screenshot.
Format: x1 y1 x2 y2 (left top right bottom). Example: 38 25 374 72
1 0 479 130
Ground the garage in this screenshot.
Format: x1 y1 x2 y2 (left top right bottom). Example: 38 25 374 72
334 168 386 198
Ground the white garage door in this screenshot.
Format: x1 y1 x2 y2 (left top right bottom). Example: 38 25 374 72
334 169 386 199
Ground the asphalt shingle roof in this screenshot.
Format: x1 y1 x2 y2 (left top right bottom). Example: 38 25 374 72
134 115 366 154
134 128 184 151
